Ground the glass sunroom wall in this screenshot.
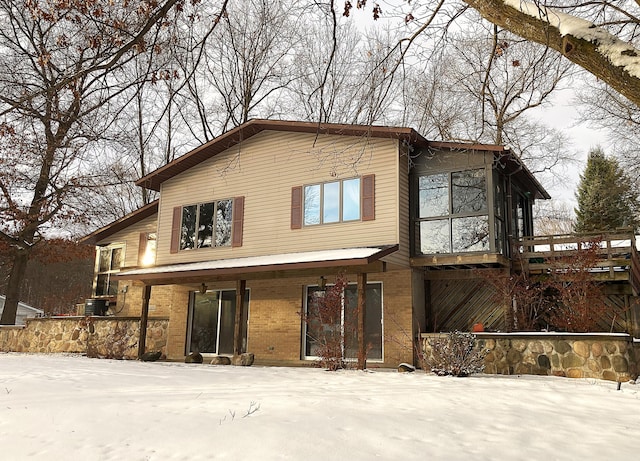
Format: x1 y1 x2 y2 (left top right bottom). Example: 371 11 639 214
416 167 491 254
493 171 507 256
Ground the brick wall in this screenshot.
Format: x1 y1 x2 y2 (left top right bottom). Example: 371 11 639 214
116 269 416 367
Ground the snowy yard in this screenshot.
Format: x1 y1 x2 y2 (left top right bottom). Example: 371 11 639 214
1 354 638 460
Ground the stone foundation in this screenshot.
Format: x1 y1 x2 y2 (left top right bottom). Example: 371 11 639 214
0 317 168 359
422 332 640 382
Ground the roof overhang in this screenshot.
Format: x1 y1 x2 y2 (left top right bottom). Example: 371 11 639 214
116 245 399 285
426 141 551 200
136 119 428 191
80 200 159 245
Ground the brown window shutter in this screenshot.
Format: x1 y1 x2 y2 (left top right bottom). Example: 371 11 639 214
362 174 375 221
138 232 148 265
232 196 245 248
291 186 303 229
170 206 182 253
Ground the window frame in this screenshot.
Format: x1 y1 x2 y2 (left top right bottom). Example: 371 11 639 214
302 281 384 362
416 167 491 255
303 177 362 226
93 243 125 297
179 198 234 251
186 288 250 356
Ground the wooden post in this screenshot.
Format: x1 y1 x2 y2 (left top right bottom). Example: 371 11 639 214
234 279 247 356
357 272 367 370
138 284 152 360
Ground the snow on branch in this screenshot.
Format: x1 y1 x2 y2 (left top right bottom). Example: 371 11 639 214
463 0 640 106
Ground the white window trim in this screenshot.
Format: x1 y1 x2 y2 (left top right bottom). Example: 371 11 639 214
93 243 125 297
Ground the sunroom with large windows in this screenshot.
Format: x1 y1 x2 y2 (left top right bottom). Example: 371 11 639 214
417 169 490 254
410 143 549 266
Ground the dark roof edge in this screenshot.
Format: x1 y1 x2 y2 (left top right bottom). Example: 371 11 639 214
136 119 428 191
80 200 159 245
425 141 550 200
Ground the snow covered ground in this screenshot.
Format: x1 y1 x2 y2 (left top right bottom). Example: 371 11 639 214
1 354 638 460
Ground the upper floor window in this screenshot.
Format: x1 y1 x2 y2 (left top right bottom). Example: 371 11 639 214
95 244 124 296
180 199 233 250
291 175 374 230
417 168 489 254
304 178 361 225
170 197 244 254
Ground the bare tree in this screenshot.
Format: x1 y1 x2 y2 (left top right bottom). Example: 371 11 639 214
173 0 300 141
403 16 575 187
0 0 202 324
452 0 640 107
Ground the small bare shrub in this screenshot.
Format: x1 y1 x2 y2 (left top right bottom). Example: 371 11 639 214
426 331 487 377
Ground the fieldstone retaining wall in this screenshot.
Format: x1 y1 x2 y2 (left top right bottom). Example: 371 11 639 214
421 332 640 382
0 316 168 359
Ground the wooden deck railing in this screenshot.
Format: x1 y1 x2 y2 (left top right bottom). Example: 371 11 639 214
514 231 640 295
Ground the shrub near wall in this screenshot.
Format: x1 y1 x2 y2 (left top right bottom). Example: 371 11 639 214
422 332 639 382
0 317 168 359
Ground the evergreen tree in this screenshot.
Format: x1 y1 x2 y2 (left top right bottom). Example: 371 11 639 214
574 148 640 233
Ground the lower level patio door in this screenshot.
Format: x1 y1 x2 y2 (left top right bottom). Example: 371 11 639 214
187 289 249 355
304 282 383 361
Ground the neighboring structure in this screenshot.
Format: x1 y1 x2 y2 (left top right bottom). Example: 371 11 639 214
82 119 549 366
0 295 43 325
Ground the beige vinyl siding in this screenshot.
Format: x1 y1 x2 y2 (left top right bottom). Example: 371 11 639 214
96 214 158 269
156 130 406 266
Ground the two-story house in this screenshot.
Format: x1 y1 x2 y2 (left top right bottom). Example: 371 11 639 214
82 119 548 366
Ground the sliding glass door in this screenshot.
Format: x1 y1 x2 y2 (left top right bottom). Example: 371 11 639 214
187 289 249 355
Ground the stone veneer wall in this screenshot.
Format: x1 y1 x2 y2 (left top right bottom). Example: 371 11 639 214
0 317 168 359
421 332 640 382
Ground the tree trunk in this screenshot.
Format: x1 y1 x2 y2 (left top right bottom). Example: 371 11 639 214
462 0 640 107
0 249 29 325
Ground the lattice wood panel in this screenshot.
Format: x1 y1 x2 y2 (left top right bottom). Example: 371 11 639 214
598 295 632 333
427 279 634 334
427 279 504 332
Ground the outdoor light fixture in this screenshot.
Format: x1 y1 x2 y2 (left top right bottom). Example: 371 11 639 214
319 276 327 290
200 283 208 294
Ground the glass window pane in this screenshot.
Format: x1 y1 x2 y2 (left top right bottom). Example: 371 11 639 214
107 278 119 296
197 202 214 248
305 287 324 357
304 185 321 225
494 175 504 219
452 216 490 252
110 247 123 270
344 283 382 360
342 178 361 221
98 248 110 272
495 218 504 255
419 219 450 254
217 290 237 354
419 174 449 217
180 205 197 250
95 273 108 296
323 181 340 223
452 169 486 214
216 199 233 246
189 292 219 354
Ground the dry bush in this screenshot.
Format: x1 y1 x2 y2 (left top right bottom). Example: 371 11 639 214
481 238 608 332
426 331 486 377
